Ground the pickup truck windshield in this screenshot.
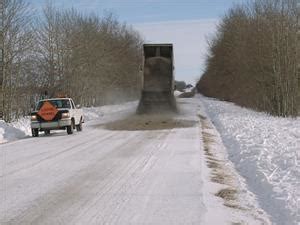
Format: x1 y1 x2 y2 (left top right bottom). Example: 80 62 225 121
37 99 71 110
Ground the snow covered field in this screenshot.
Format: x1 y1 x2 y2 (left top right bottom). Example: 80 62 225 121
201 96 300 225
0 98 271 225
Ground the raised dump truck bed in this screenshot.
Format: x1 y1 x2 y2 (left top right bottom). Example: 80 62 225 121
137 44 177 113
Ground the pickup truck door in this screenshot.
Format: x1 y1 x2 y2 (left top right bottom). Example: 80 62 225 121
72 99 82 123
70 100 78 123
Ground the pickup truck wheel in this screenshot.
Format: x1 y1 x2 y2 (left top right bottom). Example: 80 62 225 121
32 129 39 137
67 121 74 135
76 120 82 132
44 130 50 135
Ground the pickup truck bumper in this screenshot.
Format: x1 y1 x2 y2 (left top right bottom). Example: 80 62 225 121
31 119 72 130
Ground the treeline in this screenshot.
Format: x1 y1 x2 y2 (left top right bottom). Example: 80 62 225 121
2 0 143 121
197 0 299 117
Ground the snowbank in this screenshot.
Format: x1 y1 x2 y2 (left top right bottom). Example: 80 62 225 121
201 95 300 225
10 117 31 136
174 90 183 97
0 120 28 144
197 101 271 224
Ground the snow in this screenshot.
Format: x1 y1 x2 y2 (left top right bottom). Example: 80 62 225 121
82 101 137 122
0 120 28 144
174 90 183 97
10 118 32 136
201 95 300 225
197 99 271 225
0 98 271 225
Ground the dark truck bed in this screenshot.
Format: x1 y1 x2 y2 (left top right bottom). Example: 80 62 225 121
137 44 177 113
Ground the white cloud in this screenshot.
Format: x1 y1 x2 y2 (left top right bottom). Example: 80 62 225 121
133 19 218 84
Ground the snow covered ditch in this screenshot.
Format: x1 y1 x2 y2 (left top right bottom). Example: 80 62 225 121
201 95 300 225
0 101 137 144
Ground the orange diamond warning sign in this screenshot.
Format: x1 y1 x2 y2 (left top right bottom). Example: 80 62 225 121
37 101 58 121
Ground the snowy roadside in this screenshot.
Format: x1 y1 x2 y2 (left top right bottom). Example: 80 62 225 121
0 119 29 144
200 95 300 225
0 101 137 144
196 99 271 225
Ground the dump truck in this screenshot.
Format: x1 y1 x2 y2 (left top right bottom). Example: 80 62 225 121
137 44 177 113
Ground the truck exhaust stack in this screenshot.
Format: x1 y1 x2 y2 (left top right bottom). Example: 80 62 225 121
137 44 177 114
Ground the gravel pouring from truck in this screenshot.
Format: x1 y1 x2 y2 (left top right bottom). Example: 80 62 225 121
30 98 84 137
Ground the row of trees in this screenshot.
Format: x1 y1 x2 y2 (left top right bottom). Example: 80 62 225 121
197 0 299 117
2 0 143 121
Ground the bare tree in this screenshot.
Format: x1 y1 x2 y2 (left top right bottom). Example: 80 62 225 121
0 1 142 122
197 0 298 117
36 4 143 107
2 0 35 121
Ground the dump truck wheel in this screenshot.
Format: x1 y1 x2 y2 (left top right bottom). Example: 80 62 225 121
32 129 39 137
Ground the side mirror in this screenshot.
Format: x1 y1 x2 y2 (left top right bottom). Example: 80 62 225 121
76 104 81 109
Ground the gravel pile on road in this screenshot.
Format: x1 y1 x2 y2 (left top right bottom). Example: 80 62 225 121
102 114 196 131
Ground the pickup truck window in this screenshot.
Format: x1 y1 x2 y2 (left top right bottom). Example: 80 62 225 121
37 99 71 110
71 100 76 109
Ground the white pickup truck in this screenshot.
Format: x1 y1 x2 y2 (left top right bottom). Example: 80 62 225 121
30 98 84 137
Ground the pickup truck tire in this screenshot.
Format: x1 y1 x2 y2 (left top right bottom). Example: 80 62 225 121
67 121 74 135
76 119 83 132
32 128 39 137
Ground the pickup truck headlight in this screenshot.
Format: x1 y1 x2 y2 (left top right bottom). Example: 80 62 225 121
31 115 37 121
61 112 70 118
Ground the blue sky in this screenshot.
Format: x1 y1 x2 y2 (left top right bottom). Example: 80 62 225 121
29 0 246 84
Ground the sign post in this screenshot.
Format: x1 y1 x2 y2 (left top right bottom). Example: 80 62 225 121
297 1 300 70
297 0 300 115
0 0 3 120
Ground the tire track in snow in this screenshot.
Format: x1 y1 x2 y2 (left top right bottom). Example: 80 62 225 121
1 131 141 224
2 131 165 225
96 131 172 225
1 131 116 177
